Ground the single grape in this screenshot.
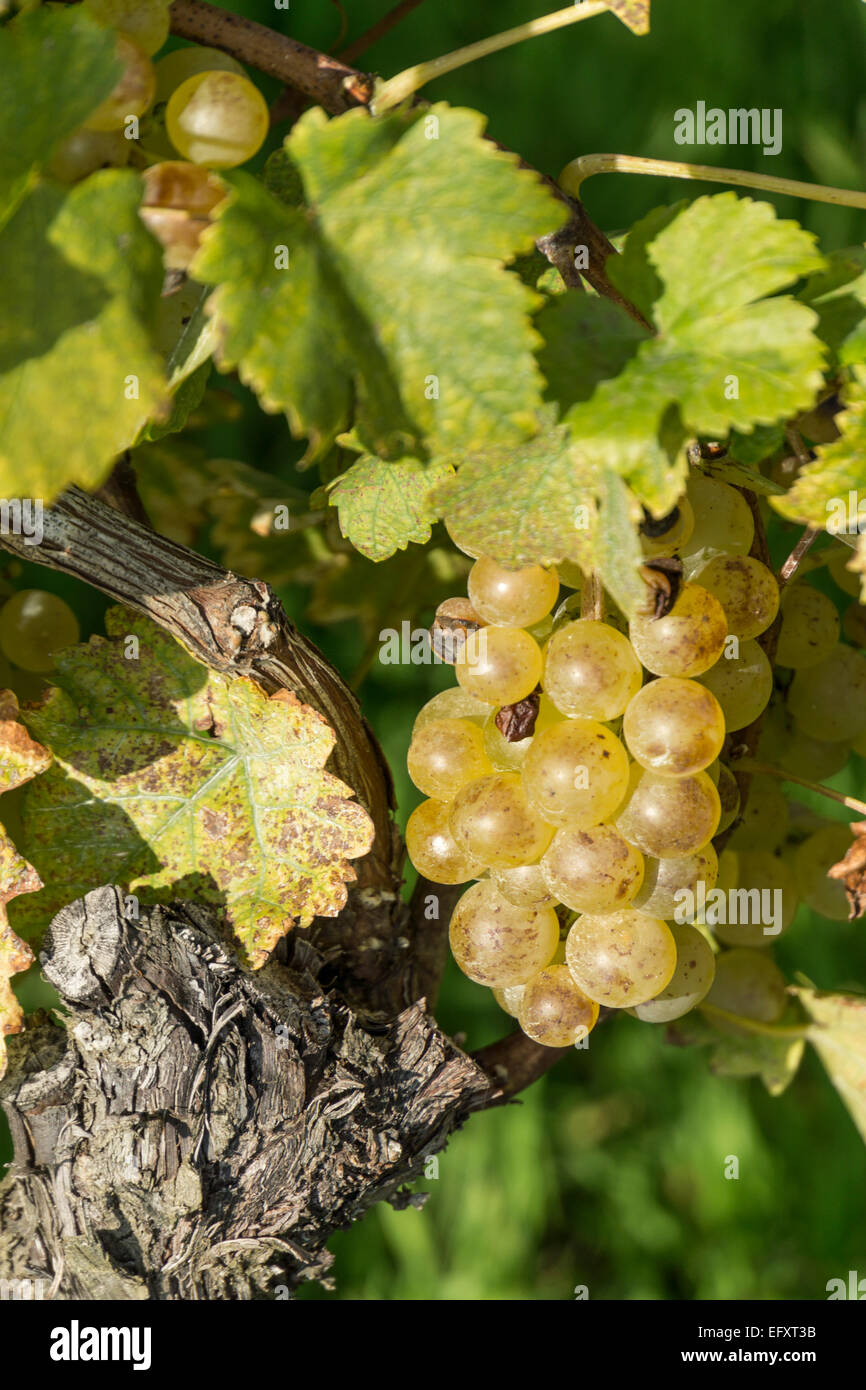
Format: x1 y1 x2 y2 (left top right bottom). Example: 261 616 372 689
828 547 861 598
680 474 755 570
482 694 562 773
565 909 677 1008
776 583 840 669
711 850 798 948
449 772 554 870
788 643 866 742
455 626 542 705
728 776 788 853
794 822 853 921
543 619 642 720
407 717 493 801
139 160 226 270
517 964 599 1046
843 600 866 649
48 127 130 182
631 922 716 1022
467 556 559 627
632 845 718 922
449 881 559 987
622 677 725 777
705 947 786 1024
166 70 269 168
615 765 721 858
0 591 80 673
522 718 630 828
696 639 772 732
84 0 170 56
84 35 155 131
412 686 492 737
694 555 780 641
715 763 741 835
758 700 849 780
556 558 586 590
629 583 728 678
154 46 246 104
493 982 526 1018
640 497 695 557
854 726 866 758
405 799 483 885
490 862 555 907
541 824 644 914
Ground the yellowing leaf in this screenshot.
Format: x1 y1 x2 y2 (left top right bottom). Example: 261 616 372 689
797 986 866 1144
329 452 454 561
772 365 866 547
13 612 375 968
604 1 651 35
193 104 563 460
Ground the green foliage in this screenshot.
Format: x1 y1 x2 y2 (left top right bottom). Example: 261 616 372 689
328 446 454 561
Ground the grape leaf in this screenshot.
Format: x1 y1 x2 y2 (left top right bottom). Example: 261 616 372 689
12 611 374 969
799 247 866 367
0 6 119 225
432 421 647 617
604 0 651 35
561 195 825 514
772 365 866 542
605 202 686 320
329 451 454 561
669 1006 805 1097
0 174 167 500
536 295 647 413
193 103 563 460
0 691 51 1079
796 986 866 1144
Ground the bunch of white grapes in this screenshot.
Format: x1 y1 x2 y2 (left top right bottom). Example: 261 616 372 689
407 473 866 1049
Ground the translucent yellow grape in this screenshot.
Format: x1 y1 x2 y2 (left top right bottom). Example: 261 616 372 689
694 555 780 640
681 474 754 571
490 862 555 907
631 922 716 1022
407 717 493 801
84 0 170 55
405 799 483 885
640 497 695 557
84 35 155 131
776 583 840 669
788 643 866 742
517 964 599 1046
493 982 526 1018
139 160 226 271
697 638 772 732
794 823 853 921
522 718 630 828
412 686 492 737
622 677 725 777
715 763 741 835
449 772 553 870
541 824 644 913
828 547 861 598
455 626 542 705
543 619 642 720
467 556 559 627
565 909 677 1008
615 765 720 858
154 46 245 103
632 845 718 921
629 583 728 678
449 881 559 987
711 850 798 948
166 70 269 168
728 776 788 853
49 127 130 182
0 591 80 673
705 947 786 1024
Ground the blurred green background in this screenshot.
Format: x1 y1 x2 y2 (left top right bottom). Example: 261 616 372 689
4 0 866 1300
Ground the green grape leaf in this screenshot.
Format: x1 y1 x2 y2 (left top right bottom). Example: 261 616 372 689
12 611 374 969
669 1007 805 1097
605 202 686 320
727 422 787 467
432 422 648 617
329 452 454 561
143 280 217 442
0 6 120 225
193 104 563 460
536 294 647 413
799 247 866 366
772 366 866 536
0 174 167 500
563 194 825 515
796 986 866 1144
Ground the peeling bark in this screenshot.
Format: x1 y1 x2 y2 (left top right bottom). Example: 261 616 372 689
0 887 493 1300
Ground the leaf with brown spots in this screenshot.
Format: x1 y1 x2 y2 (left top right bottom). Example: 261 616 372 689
11 611 374 968
827 821 866 920
604 1 651 35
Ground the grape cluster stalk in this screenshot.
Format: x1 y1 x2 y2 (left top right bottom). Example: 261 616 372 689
407 473 866 1048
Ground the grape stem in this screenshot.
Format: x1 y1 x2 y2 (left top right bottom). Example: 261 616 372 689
580 570 605 620
698 1001 810 1040
559 153 866 210
731 758 866 818
778 526 819 587
338 0 428 65
372 3 610 112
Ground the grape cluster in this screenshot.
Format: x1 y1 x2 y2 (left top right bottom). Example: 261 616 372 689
408 474 866 1049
